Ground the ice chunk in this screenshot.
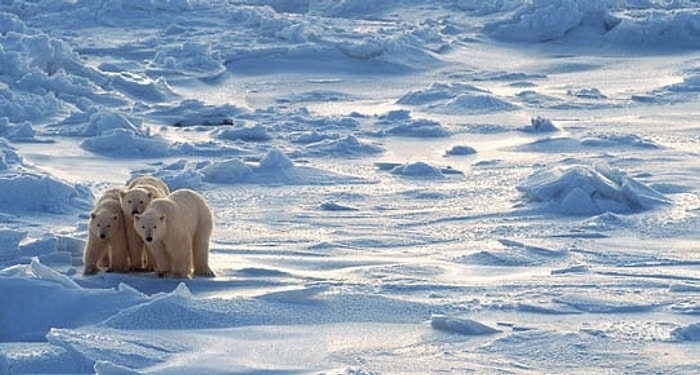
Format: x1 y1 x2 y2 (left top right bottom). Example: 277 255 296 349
431 315 500 335
517 163 670 215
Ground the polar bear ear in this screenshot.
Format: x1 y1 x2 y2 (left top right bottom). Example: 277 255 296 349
159 215 165 222
112 214 118 221
147 192 153 198
90 212 96 219
133 214 141 221
119 190 126 198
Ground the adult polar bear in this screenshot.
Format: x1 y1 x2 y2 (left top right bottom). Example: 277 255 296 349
120 175 170 271
133 189 215 278
83 187 129 275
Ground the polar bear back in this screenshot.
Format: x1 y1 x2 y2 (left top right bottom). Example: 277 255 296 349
149 189 212 231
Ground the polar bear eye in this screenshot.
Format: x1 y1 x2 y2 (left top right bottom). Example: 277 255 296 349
141 225 146 229
106 224 111 228
153 225 157 229
139 200 144 205
127 200 132 204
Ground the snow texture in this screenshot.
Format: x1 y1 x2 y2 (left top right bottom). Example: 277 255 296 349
0 0 698 374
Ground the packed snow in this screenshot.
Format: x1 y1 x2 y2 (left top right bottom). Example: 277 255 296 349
0 0 699 374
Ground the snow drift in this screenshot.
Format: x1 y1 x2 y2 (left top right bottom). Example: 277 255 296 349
517 162 671 215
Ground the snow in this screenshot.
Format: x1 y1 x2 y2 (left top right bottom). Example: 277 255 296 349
1 0 699 374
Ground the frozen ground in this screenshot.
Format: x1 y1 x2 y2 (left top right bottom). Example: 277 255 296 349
0 0 699 374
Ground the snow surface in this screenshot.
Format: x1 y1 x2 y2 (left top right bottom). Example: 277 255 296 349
1 0 699 374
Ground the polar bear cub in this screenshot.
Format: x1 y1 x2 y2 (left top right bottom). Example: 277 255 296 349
83 187 129 275
120 175 170 271
133 188 215 279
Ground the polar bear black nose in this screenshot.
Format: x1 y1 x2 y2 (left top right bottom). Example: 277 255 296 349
99 234 106 239
146 236 153 242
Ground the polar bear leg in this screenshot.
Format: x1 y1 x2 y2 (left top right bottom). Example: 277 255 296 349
125 222 144 271
108 234 130 273
83 236 105 275
143 247 157 272
167 240 193 279
192 228 214 277
147 241 171 278
98 252 110 268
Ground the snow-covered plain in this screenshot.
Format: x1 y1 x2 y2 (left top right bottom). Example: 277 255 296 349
1 0 699 373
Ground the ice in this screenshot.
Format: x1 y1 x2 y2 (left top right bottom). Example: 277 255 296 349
517 163 670 215
0 229 25 262
0 0 699 373
672 323 700 341
200 158 253 183
300 135 384 158
518 116 559 133
397 82 517 114
81 129 172 158
374 115 450 138
214 123 271 142
430 315 501 335
390 162 446 179
0 172 92 215
0 258 147 342
445 144 477 156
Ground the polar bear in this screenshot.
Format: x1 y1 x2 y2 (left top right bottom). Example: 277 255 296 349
83 187 129 275
120 175 170 271
133 189 215 279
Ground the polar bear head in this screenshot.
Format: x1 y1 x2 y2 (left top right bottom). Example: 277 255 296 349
90 208 121 240
120 188 154 216
133 211 166 244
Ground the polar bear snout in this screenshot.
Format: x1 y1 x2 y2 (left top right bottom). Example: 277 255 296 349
145 236 153 243
131 210 140 216
99 234 106 239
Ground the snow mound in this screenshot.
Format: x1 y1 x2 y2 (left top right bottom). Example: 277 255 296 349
0 117 36 141
390 162 445 179
80 129 172 158
445 145 477 156
0 258 146 342
519 116 559 133
47 327 186 370
260 148 294 168
458 239 566 267
0 170 92 215
553 294 662 313
319 201 358 211
0 229 26 262
215 123 272 142
484 1 620 43
483 1 700 49
430 315 501 335
200 158 253 183
607 8 700 49
77 110 143 137
397 83 486 105
671 323 700 341
149 100 246 127
517 163 670 215
0 139 22 171
141 150 368 187
132 160 206 190
434 93 518 114
513 133 660 153
639 72 700 104
300 135 384 158
151 41 226 80
397 82 517 114
374 111 450 138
